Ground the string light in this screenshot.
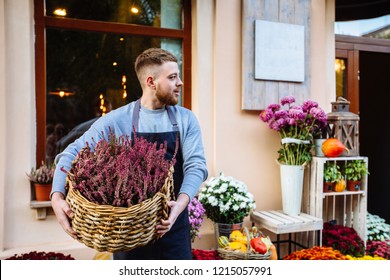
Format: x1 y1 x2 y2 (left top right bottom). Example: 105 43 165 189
99 94 107 116
122 75 127 99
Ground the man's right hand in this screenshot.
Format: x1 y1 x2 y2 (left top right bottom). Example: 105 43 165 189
51 192 78 239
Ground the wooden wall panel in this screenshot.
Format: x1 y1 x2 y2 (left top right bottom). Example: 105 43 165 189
241 0 311 110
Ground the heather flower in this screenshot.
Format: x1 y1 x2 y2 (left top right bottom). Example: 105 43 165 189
188 197 206 242
198 172 256 224
259 95 327 165
27 161 55 184
68 130 176 207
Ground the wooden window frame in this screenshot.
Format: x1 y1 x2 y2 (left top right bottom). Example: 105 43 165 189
33 0 192 165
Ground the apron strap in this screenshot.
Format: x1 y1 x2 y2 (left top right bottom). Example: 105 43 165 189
166 105 179 132
132 99 179 132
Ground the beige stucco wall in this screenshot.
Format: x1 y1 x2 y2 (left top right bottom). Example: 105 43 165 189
0 0 335 259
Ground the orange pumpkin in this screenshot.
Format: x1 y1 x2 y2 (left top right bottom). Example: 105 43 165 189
321 138 349 157
333 179 346 192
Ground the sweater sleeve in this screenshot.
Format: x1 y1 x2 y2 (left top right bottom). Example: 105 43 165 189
177 109 208 201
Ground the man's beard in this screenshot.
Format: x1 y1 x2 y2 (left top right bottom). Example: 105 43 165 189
155 86 178 106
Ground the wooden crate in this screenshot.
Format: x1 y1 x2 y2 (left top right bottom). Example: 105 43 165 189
303 156 368 244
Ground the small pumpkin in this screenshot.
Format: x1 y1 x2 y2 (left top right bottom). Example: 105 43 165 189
218 236 230 248
228 241 247 253
229 230 244 241
250 237 268 254
333 178 346 192
321 138 349 157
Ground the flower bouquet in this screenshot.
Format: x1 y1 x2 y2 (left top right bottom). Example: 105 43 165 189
259 95 327 165
198 172 256 225
65 130 176 252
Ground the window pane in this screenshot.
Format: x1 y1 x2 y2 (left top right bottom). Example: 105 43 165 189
45 28 182 163
45 0 183 29
335 58 346 99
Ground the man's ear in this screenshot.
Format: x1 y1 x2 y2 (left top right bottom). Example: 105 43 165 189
146 76 156 90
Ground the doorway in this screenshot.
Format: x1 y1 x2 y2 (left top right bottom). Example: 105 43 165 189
359 51 390 224
336 35 390 223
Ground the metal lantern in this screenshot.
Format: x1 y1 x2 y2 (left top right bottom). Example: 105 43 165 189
326 97 360 156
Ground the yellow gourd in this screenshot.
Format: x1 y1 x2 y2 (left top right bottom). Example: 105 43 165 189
230 230 247 245
229 230 244 241
333 179 346 192
228 241 247 253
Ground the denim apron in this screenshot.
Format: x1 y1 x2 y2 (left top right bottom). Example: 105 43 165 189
113 99 191 260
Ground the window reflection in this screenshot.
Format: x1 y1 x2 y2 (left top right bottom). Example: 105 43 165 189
45 0 183 29
335 58 346 99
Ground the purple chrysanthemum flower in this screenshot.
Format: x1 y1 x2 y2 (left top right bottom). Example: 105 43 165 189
280 95 295 106
267 103 281 111
302 99 318 112
289 107 306 121
274 110 288 120
259 108 274 122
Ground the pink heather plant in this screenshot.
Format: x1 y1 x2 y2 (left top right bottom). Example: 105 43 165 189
259 95 327 165
188 197 206 242
68 130 177 207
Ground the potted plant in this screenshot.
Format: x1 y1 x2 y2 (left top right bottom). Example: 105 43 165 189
259 95 327 215
27 161 55 201
323 161 343 192
344 160 369 191
198 172 256 241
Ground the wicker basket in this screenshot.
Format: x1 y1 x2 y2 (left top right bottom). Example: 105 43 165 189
217 227 271 260
65 169 174 253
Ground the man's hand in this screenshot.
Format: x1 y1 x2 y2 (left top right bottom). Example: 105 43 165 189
51 192 78 239
156 193 190 237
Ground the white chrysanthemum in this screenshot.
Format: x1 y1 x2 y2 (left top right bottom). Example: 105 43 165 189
208 196 218 206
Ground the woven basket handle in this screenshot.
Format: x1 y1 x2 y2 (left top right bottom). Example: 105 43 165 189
161 165 175 201
241 226 252 256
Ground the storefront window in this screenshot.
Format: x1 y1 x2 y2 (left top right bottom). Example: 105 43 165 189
35 0 191 165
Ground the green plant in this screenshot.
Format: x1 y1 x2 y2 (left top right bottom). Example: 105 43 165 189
27 161 55 184
344 160 369 181
323 161 343 183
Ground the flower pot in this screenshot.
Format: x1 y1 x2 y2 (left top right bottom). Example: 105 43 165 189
323 182 334 193
347 180 361 191
214 222 243 247
314 139 327 157
280 164 305 216
34 183 52 201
